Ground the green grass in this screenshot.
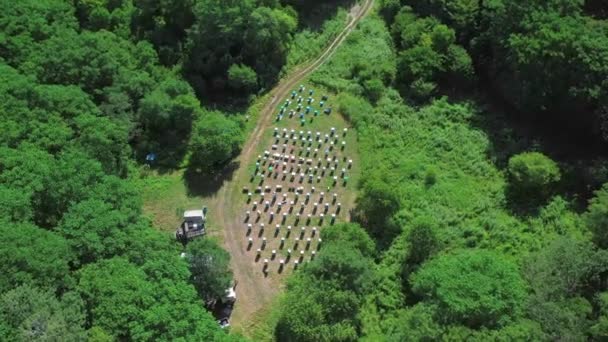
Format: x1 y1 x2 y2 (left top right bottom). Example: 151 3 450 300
234 295 284 341
140 169 200 232
139 169 225 234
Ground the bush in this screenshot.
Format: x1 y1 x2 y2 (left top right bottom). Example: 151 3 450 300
228 63 258 93
508 152 561 200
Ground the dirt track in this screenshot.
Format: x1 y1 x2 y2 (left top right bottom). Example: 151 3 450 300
211 0 374 331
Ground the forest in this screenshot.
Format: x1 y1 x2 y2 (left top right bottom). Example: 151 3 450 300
1 0 608 341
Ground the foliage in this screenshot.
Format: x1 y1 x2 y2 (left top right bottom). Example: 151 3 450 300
58 199 134 265
404 216 440 267
591 292 608 339
524 237 608 340
353 173 401 248
228 63 259 93
0 221 74 294
411 249 527 328
283 9 348 73
4 0 608 340
276 225 376 341
311 16 396 102
391 7 473 101
138 77 202 167
403 0 608 140
78 257 234 341
132 0 196 65
508 152 561 193
0 285 86 342
321 223 376 258
281 2 608 341
74 0 135 38
0 2 244 338
584 183 608 248
186 238 233 302
189 111 243 173
184 0 297 97
382 304 442 341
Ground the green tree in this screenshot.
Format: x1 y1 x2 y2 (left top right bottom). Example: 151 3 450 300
591 292 608 339
525 237 607 300
508 152 561 202
411 249 527 328
0 186 33 222
138 78 202 167
354 174 401 248
189 111 242 173
391 9 473 101
36 149 106 227
0 285 86 342
185 0 296 96
78 258 153 339
87 326 114 342
405 217 440 267
275 280 360 342
584 183 608 248
57 199 134 265
305 245 375 294
132 0 196 65
185 238 233 302
74 0 135 38
401 0 484 40
523 237 608 339
227 63 258 93
0 221 74 293
383 304 442 341
0 0 77 66
321 223 376 258
242 7 297 83
78 255 237 341
275 244 375 341
73 113 130 175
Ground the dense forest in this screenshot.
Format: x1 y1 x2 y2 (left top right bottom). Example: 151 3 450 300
0 0 296 340
2 0 608 341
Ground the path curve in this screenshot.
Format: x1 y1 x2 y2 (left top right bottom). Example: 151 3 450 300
213 0 374 330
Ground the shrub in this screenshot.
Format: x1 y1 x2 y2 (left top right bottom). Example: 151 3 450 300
508 152 561 200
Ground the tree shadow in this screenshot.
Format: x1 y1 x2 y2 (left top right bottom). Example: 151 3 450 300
503 184 545 217
289 0 357 31
466 90 607 214
183 161 240 197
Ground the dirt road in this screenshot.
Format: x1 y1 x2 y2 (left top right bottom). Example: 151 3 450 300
211 0 374 331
